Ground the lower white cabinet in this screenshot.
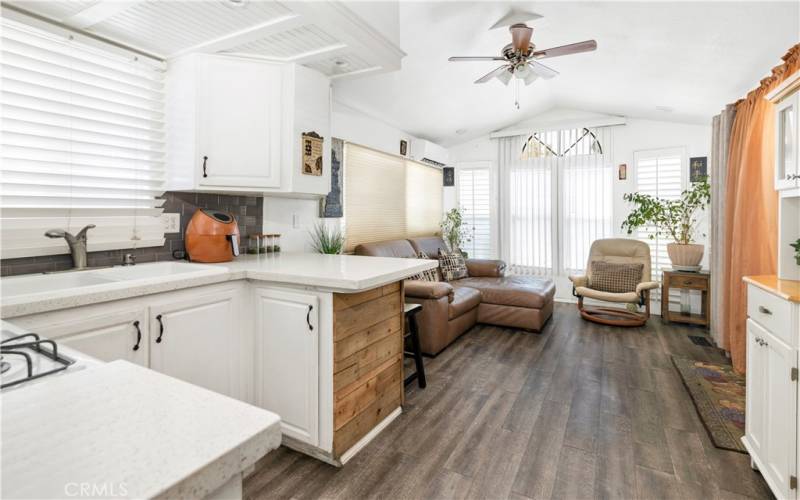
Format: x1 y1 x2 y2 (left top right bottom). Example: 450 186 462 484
15 307 148 366
744 283 800 500
253 287 319 447
149 287 242 400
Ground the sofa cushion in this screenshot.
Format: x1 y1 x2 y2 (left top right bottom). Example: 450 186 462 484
408 236 450 257
438 249 468 281
354 239 417 258
453 276 556 309
407 250 440 282
448 286 482 319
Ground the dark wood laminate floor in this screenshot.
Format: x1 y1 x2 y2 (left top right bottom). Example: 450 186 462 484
244 303 772 500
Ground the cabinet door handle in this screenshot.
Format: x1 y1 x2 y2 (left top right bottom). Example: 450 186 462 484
156 314 165 343
132 320 142 351
202 156 208 178
758 305 772 315
306 305 314 331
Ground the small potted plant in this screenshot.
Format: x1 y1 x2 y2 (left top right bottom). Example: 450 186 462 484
440 208 472 257
791 238 800 266
621 177 711 270
309 222 345 254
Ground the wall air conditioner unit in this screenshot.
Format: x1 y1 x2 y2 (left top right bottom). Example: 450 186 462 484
410 139 449 167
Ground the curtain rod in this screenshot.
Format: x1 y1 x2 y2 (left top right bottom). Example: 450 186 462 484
1 3 165 63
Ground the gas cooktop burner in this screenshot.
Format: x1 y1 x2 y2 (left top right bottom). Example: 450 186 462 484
1 333 75 389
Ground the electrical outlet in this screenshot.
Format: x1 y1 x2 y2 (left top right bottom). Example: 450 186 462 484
161 213 180 233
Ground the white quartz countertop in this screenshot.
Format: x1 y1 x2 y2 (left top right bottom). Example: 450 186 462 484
1 253 437 318
219 253 437 290
1 360 281 499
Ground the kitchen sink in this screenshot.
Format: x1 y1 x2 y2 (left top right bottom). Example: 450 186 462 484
93 261 223 281
1 272 117 298
1 262 227 299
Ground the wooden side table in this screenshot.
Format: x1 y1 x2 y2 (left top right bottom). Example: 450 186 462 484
661 269 711 327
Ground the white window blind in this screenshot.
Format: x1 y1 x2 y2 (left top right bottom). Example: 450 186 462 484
344 143 442 252
0 19 167 259
634 148 685 281
498 127 614 276
456 163 493 259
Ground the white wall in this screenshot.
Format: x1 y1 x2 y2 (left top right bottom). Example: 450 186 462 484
446 110 712 305
262 100 422 252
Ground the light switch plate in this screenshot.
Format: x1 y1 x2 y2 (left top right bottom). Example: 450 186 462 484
161 213 180 233
292 213 300 229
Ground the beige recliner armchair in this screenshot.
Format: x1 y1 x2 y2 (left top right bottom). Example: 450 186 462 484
568 238 660 326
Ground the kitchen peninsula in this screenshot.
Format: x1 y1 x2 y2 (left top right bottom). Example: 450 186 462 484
2 253 438 466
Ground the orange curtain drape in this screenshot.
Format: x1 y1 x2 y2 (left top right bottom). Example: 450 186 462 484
723 44 800 373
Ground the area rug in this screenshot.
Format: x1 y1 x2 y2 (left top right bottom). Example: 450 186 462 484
671 356 747 453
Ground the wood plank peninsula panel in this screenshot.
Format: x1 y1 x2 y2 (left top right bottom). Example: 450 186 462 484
332 282 404 456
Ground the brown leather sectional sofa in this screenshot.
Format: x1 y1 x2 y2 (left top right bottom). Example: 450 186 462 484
355 236 556 355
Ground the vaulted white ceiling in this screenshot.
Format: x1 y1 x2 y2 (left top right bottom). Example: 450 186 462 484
332 1 800 146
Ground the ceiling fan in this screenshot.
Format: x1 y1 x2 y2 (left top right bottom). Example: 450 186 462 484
448 20 597 86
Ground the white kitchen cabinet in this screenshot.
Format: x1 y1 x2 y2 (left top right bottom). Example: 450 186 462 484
744 282 800 500
9 306 148 366
166 54 331 196
149 286 242 400
775 93 799 191
746 320 768 461
253 286 320 447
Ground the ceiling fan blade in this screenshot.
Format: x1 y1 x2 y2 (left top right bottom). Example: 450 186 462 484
510 24 533 52
528 60 559 79
448 56 506 62
475 65 511 84
532 40 597 59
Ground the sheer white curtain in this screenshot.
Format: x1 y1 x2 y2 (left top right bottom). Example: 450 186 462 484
498 127 614 277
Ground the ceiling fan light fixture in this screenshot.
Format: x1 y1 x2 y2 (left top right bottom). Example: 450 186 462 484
496 69 513 85
523 70 539 86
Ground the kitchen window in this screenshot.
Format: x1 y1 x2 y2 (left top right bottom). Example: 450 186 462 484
0 19 167 259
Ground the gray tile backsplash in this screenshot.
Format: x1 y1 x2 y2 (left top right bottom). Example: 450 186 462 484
0 192 263 277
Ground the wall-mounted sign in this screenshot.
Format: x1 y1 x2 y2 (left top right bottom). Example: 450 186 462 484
321 138 344 218
690 156 707 182
302 131 324 176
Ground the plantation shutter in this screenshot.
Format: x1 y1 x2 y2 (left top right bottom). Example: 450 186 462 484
0 19 167 259
456 163 493 258
633 148 686 282
344 143 442 252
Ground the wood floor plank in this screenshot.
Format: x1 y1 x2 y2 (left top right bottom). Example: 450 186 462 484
243 304 771 500
511 400 571 499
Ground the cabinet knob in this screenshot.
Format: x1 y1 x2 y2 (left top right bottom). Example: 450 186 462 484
758 305 772 315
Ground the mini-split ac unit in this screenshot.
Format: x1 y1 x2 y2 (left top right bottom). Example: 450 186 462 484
409 139 449 167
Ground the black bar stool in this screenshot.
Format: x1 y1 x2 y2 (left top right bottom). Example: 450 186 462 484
403 303 426 388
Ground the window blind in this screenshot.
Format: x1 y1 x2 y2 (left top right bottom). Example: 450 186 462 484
634 148 685 283
0 19 167 259
456 163 493 259
344 143 442 252
498 127 614 276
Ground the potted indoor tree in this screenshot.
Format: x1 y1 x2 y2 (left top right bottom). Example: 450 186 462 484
621 177 711 270
440 208 472 257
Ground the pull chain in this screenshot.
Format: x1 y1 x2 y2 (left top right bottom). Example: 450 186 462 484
514 78 520 110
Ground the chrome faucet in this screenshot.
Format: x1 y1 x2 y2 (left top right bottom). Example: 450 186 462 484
44 225 95 270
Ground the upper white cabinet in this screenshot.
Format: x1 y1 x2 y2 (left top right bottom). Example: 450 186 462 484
166 54 331 196
769 71 800 192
